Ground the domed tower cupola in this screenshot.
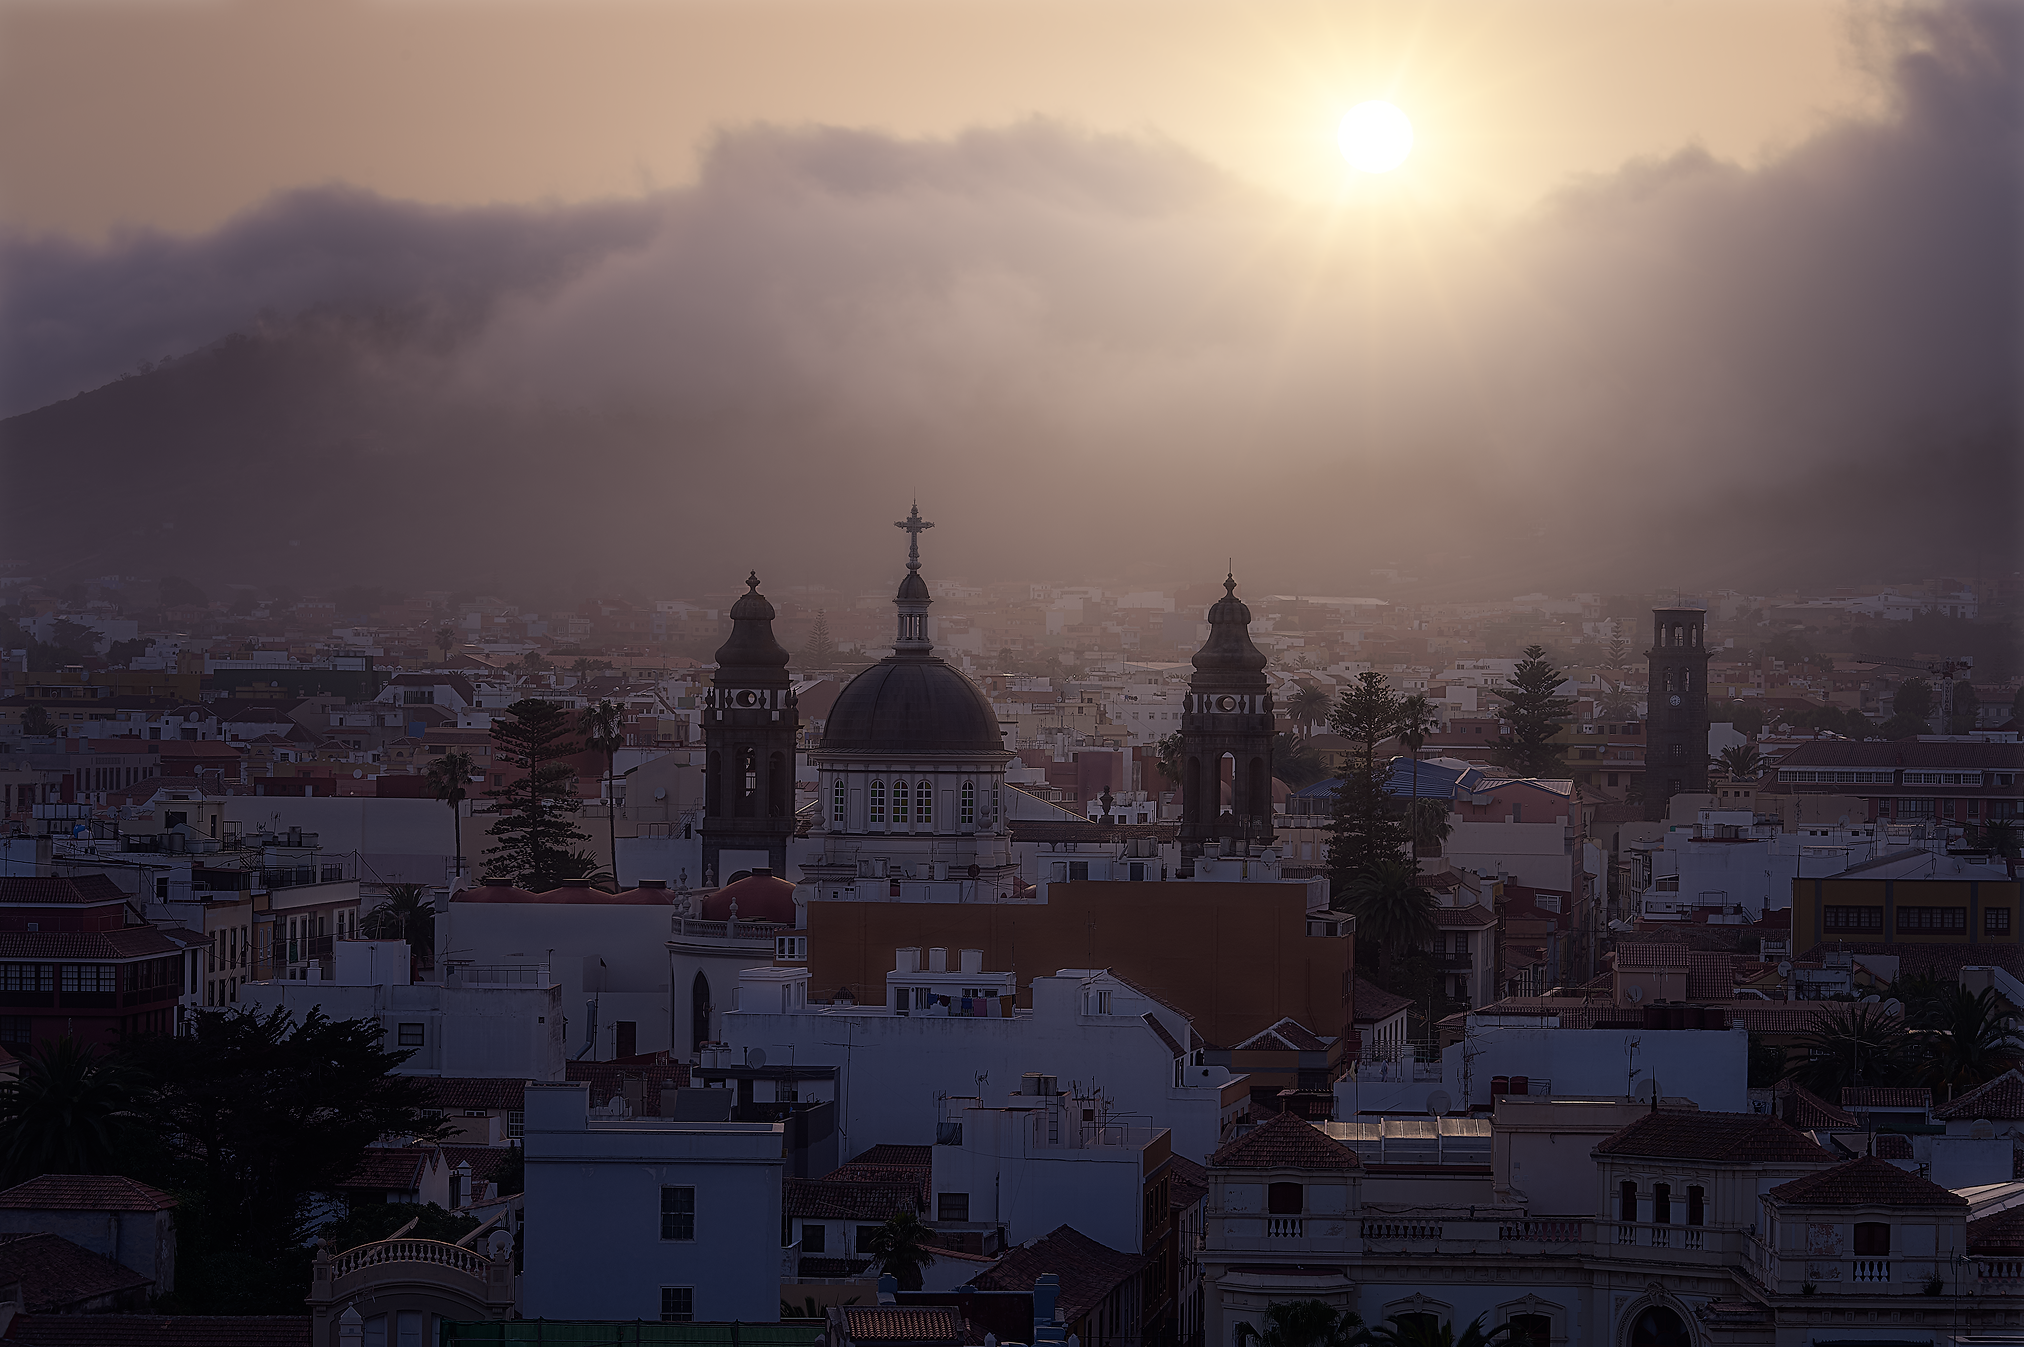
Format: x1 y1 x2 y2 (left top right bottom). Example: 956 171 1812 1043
1179 573 1276 863
703 571 801 884
892 502 935 658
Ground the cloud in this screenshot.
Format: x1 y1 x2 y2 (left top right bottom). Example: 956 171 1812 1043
1 2 2015 594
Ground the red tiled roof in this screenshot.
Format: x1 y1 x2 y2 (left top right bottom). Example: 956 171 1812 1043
1432 906 1497 928
1167 1154 1209 1212
1351 978 1412 1026
440 1145 515 1187
821 1146 934 1208
1210 1111 1358 1171
1970 1207 2024 1254
784 1178 920 1221
418 1078 528 1112
339 1149 425 1193
1235 1018 1328 1052
1768 1155 1968 1208
563 1054 692 1112
1775 1081 1858 1131
0 928 188 961
970 1225 1147 1325
0 876 130 907
1595 1111 1835 1164
0 1233 150 1311
1686 952 1735 1000
3 1315 312 1346
1871 1133 1915 1159
847 1145 933 1168
0 1175 175 1213
1842 1087 1932 1110
1935 1071 2024 1121
1614 943 1689 969
838 1306 963 1345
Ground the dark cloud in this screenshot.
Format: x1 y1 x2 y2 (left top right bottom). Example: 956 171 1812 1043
2 2 2015 595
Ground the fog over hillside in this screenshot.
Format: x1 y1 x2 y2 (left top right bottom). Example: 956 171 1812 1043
2 3 2015 597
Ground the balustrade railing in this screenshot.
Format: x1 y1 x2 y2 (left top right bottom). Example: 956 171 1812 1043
1498 1220 1582 1244
1266 1217 1304 1239
1361 1220 1442 1241
1978 1259 2024 1290
330 1238 489 1281
1853 1259 1891 1283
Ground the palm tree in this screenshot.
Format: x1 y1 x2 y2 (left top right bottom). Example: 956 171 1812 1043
1288 684 1333 739
1403 798 1453 858
435 625 457 662
0 1038 139 1186
1347 854 1438 979
1918 986 2021 1101
863 1210 936 1291
1788 1001 1916 1096
1714 744 1763 781
426 750 476 880
1395 693 1440 844
1234 1300 1366 1347
579 699 627 890
362 883 437 959
1366 1314 1515 1347
1972 820 2020 860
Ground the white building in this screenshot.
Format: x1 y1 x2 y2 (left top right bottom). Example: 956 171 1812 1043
723 957 1247 1163
237 939 564 1080
1635 817 1881 923
521 1080 784 1323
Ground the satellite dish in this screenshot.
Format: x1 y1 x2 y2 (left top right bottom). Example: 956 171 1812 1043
1972 1119 1996 1140
1861 994 1880 1004
1426 1090 1453 1116
1635 1078 1659 1102
1626 985 1645 1004
654 787 667 801
1882 999 1904 1017
1777 961 1793 978
746 1047 767 1068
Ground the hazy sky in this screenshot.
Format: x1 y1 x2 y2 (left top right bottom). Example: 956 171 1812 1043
0 1 2015 596
3 0 1882 239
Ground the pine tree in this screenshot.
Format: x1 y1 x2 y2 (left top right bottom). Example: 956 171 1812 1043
802 609 838 670
485 698 590 890
1491 645 1574 778
1326 672 1411 903
1606 622 1631 670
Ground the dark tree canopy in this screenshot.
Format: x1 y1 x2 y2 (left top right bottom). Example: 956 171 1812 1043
1490 645 1573 779
1326 672 1410 896
485 698 590 890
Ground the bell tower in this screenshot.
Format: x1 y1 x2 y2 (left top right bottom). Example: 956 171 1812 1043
1178 574 1275 864
1645 604 1711 811
702 572 799 884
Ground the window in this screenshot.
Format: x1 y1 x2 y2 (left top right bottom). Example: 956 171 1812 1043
801 1223 826 1253
916 780 933 825
59 965 115 994
660 1186 695 1240
2 965 50 993
961 781 975 826
856 1224 881 1254
1824 906 1883 932
0 1018 29 1046
938 1192 970 1222
1896 906 1966 933
1686 1185 1704 1227
506 1111 524 1140
1507 1315 1551 1347
1989 909 2013 934
776 936 807 961
870 780 885 825
1267 1182 1303 1215
1652 1183 1672 1224
892 781 908 825
1094 990 1112 1015
660 1287 694 1323
1854 1222 1890 1255
832 779 845 823
397 1023 425 1047
1619 1180 1637 1223
992 784 1000 821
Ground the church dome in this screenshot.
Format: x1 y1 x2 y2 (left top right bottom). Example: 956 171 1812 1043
696 871 796 923
1191 575 1268 684
712 572 791 679
823 659 1005 757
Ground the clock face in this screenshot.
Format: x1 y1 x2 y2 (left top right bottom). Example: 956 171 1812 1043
1216 695 1238 712
736 690 760 708
1669 694 1682 706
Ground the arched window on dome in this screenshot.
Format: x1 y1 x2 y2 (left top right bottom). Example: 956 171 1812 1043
917 781 934 826
870 780 885 826
832 779 846 824
892 782 909 825
961 781 975 826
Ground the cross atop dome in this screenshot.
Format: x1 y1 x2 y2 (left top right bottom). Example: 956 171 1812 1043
895 501 934 572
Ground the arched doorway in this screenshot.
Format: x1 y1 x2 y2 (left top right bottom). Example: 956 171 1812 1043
691 971 712 1052
1627 1305 1689 1347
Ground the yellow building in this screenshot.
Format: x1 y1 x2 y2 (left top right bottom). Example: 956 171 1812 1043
1791 849 2019 952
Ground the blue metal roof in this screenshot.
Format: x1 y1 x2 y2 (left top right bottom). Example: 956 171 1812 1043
1291 757 1482 801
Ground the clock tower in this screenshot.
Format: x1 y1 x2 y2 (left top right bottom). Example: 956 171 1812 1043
1645 604 1711 810
702 572 799 884
1178 574 1276 864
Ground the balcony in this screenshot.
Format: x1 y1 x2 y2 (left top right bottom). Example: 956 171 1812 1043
1266 1218 1304 1239
1600 1222 1732 1262
1430 953 1473 969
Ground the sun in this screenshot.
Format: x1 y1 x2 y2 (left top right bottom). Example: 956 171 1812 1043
1338 101 1414 174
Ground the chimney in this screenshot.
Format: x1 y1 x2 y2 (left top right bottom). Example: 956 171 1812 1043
896 947 920 974
928 947 948 973
960 948 983 974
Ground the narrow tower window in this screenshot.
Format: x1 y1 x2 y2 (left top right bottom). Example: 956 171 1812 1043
961 781 976 826
833 779 846 823
870 780 885 825
917 780 934 825
893 782 909 825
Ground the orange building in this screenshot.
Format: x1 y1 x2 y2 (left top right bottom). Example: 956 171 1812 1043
801 878 1354 1049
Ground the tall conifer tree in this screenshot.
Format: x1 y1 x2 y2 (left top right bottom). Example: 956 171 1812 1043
1326 672 1411 901
485 698 590 889
1491 645 1574 778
